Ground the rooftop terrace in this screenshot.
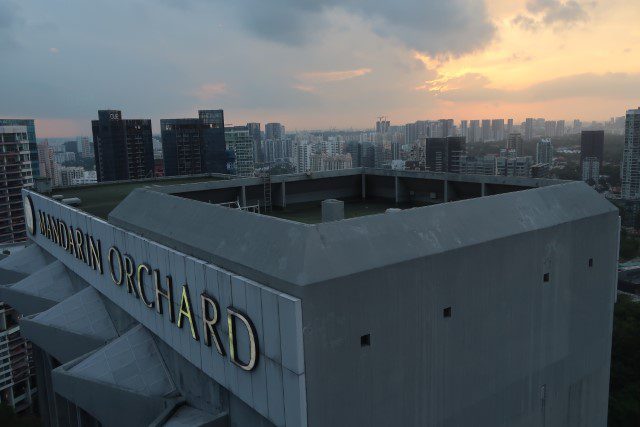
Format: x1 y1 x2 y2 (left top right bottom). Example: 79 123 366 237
44 168 563 223
49 175 227 219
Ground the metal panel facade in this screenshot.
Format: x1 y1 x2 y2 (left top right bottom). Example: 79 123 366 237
24 189 306 427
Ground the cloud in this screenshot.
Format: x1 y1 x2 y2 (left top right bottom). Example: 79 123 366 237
416 73 491 93
196 0 496 57
514 0 593 31
511 15 541 32
0 0 23 50
424 72 640 103
299 68 372 84
292 84 316 93
192 83 227 100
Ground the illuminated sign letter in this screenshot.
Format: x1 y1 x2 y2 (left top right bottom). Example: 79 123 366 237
136 263 154 308
38 211 47 235
177 285 199 341
50 216 60 245
153 271 174 322
88 235 103 274
74 228 86 263
123 255 139 297
58 220 69 250
67 226 77 257
200 293 225 356
227 308 258 371
108 247 123 285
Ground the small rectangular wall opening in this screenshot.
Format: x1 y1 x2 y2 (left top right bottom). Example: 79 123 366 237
588 258 594 267
443 307 452 318
360 334 370 347
543 273 550 282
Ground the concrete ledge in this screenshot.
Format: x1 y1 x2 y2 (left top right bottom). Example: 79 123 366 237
52 359 176 427
19 317 109 363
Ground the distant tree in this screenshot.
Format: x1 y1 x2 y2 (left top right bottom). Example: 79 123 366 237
619 229 640 261
608 295 640 426
0 404 40 427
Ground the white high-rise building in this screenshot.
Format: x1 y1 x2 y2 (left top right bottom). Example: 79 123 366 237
621 108 640 199
294 140 312 173
536 138 553 165
582 157 600 183
225 127 255 177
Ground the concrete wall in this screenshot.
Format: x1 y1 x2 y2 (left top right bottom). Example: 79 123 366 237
299 213 618 426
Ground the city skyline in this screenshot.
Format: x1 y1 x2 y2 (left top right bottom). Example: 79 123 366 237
0 0 639 137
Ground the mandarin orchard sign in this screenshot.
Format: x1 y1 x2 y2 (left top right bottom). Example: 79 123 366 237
34 206 259 372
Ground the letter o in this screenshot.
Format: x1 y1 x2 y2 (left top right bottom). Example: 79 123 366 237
108 247 124 286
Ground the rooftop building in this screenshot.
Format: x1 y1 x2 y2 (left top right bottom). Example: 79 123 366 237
0 168 620 426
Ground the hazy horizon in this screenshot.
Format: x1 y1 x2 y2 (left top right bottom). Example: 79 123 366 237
1 0 639 138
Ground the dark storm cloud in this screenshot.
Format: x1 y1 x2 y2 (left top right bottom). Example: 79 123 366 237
218 0 496 56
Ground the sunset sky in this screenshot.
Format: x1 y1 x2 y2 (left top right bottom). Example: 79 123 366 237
1 0 639 137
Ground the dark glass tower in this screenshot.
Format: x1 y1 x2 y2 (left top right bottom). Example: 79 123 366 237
160 119 203 176
160 110 228 177
425 136 466 173
199 110 227 174
580 130 604 170
91 110 154 182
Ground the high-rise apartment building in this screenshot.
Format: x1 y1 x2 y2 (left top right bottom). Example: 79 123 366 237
91 110 154 182
198 110 227 174
0 299 36 413
294 140 312 172
481 120 491 142
544 121 557 138
580 130 604 184
160 110 227 177
459 120 468 139
63 140 78 154
621 109 640 199
507 118 514 135
246 123 262 163
161 119 204 176
0 119 39 177
580 130 604 169
439 119 454 138
536 138 553 165
469 120 481 144
80 137 94 158
37 140 55 181
375 119 390 135
573 119 582 134
0 126 34 243
424 137 466 173
265 123 285 141
224 126 255 177
344 141 362 167
405 123 418 145
491 119 505 141
524 118 534 140
556 120 565 137
507 133 524 156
